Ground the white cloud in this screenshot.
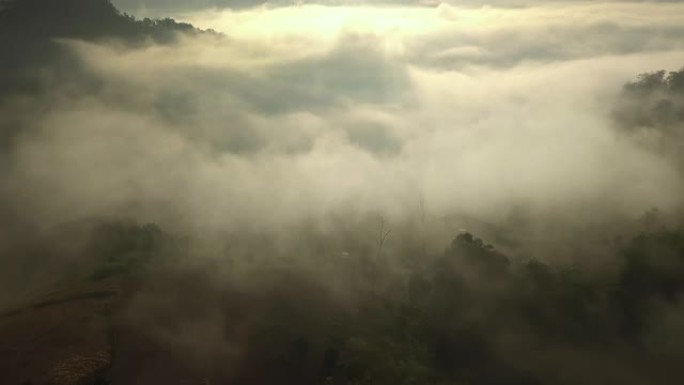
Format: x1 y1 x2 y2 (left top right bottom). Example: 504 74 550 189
4 3 684 238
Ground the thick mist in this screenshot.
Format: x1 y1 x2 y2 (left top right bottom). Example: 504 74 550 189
2 2 684 384
3 3 684 241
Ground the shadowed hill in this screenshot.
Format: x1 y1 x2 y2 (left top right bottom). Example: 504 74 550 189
0 0 208 149
0 0 203 96
0 0 198 41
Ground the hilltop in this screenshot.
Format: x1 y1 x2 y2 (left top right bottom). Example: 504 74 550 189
0 0 204 96
0 0 199 41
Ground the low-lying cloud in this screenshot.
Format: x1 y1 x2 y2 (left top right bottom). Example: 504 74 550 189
3 3 684 237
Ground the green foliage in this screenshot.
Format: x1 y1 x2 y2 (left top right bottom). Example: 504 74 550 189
616 230 684 335
88 222 163 281
448 232 510 276
226 228 684 384
624 69 684 95
621 230 684 301
613 67 684 131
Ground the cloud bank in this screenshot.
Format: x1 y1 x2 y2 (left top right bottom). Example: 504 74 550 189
4 3 684 236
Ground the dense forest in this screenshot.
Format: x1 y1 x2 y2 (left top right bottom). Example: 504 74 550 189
5 190 682 384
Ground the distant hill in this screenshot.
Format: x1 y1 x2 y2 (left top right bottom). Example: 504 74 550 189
0 0 199 42
0 0 205 96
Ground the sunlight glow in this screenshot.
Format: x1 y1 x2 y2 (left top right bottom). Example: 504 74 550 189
180 5 449 38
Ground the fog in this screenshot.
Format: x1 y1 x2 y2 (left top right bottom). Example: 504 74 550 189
2 1 684 384
5 3 684 232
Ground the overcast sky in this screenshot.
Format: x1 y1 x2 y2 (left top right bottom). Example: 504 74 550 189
111 0 684 16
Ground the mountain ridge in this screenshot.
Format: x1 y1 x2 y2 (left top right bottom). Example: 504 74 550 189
0 0 202 43
0 0 207 100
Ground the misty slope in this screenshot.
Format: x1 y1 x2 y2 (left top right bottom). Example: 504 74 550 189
4 218 684 385
613 68 684 171
0 221 164 385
